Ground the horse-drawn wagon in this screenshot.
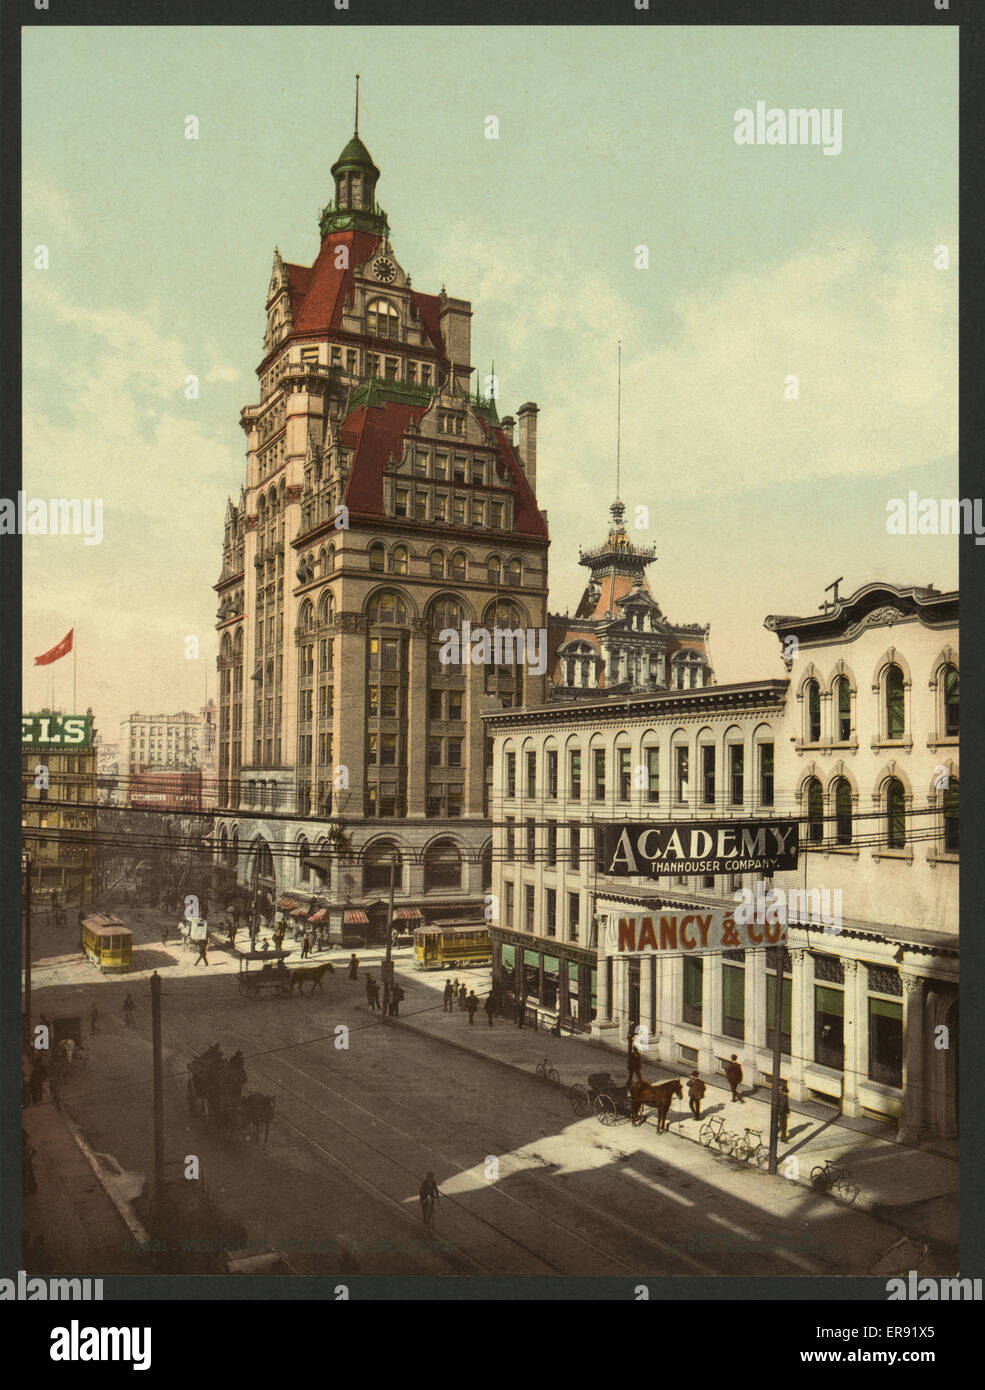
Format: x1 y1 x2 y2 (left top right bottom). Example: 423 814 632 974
568 1071 683 1131
236 947 294 1000
186 1044 276 1144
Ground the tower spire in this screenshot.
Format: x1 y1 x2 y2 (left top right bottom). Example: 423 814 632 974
616 339 622 502
354 74 360 135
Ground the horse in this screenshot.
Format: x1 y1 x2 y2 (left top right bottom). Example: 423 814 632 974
631 1078 684 1132
240 1092 276 1145
289 961 334 996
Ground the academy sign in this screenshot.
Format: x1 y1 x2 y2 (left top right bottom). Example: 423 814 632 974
603 820 799 878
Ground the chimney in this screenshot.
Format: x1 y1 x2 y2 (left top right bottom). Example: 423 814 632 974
500 414 516 446
516 402 539 496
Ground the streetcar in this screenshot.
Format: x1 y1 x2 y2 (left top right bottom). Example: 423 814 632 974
81 914 133 972
413 920 491 971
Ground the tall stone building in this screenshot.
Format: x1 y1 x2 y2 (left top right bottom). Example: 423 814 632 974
548 499 713 699
213 117 549 937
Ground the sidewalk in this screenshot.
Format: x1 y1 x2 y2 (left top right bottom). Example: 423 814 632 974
387 985 958 1254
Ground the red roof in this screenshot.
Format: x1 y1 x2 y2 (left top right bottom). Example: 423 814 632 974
479 419 549 539
341 401 430 515
410 291 444 354
289 231 381 335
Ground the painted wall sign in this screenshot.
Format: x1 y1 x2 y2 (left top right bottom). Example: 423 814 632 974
602 820 798 878
598 905 788 957
21 713 92 747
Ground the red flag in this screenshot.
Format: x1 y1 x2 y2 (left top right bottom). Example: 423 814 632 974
35 629 74 666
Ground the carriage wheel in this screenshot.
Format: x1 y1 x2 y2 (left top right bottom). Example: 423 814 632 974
595 1093 617 1126
568 1084 590 1117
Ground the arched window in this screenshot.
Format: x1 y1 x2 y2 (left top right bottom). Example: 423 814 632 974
885 664 905 740
481 842 493 890
366 299 399 340
298 834 310 881
835 676 852 742
943 664 959 736
298 600 314 634
363 840 403 891
487 555 501 585
834 779 852 845
317 590 335 626
368 543 386 573
505 558 522 585
944 778 959 853
450 551 467 582
424 838 462 891
806 778 824 843
367 590 410 625
428 595 466 631
391 545 409 576
805 679 821 743
485 600 525 667
326 544 336 574
430 550 445 579
886 778 906 849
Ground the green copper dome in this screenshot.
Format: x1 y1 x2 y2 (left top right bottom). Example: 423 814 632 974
331 134 380 179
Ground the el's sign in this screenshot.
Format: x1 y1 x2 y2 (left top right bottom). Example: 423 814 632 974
603 819 798 878
22 714 92 747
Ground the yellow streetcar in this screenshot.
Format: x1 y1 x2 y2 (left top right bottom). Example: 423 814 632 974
413 920 491 971
82 914 133 972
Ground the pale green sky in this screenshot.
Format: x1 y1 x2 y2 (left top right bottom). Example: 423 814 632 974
22 25 958 737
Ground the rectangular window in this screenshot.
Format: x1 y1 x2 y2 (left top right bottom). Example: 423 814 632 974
504 880 514 928
758 743 774 807
618 748 631 801
546 750 558 798
568 892 580 941
545 888 557 937
675 746 689 804
346 350 357 374
447 786 462 817
421 364 432 387
729 744 744 805
546 821 557 867
414 493 428 521
368 686 380 718
471 499 485 526
394 488 409 518
491 501 504 528
330 346 342 366
428 738 441 766
526 818 536 864
380 686 397 718
429 691 443 720
433 452 448 480
701 745 715 806
433 494 447 522
447 738 462 767
505 816 515 862
448 692 463 721
683 957 703 1026
367 353 380 377
569 749 581 800
814 985 845 1070
722 964 746 1041
524 885 536 934
453 497 466 525
407 361 418 384
526 751 536 798
506 751 516 798
568 821 581 871
593 748 606 801
646 746 659 802
453 457 467 482
381 639 399 671
385 357 399 380
868 997 903 1087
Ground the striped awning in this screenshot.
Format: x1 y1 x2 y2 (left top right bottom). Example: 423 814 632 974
309 909 328 923
292 906 309 919
277 897 297 910
344 909 369 925
394 908 423 921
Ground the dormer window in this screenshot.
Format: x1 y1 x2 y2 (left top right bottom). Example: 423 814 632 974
367 300 399 340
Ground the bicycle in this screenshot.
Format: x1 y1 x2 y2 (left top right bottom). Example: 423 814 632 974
810 1158 859 1203
421 1195 438 1231
698 1114 739 1155
536 1057 560 1085
733 1127 769 1168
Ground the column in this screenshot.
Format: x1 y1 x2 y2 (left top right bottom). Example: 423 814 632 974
790 948 809 1102
640 956 654 1048
899 974 927 1143
841 959 860 1117
613 957 629 1043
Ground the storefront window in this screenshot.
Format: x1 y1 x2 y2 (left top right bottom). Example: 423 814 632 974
544 955 559 1010
524 949 540 1000
814 985 844 1069
567 962 580 1021
683 956 703 1026
868 997 903 1087
722 963 745 1040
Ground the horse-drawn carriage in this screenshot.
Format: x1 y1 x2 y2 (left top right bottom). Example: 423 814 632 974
186 1043 275 1144
235 947 334 1000
568 1071 683 1131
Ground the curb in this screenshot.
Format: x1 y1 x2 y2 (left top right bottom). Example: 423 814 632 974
57 1105 150 1246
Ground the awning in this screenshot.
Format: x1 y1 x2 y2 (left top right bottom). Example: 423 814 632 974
344 909 369 925
309 910 328 923
394 908 423 922
292 906 309 919
277 897 297 910
302 856 332 873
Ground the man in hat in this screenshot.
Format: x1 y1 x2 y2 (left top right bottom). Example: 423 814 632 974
726 1054 744 1103
687 1071 706 1120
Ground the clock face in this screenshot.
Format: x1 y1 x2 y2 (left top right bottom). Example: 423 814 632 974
372 257 397 284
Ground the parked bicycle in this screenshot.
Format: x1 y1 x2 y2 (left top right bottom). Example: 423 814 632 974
733 1127 769 1168
698 1114 740 1155
810 1157 859 1203
536 1057 560 1085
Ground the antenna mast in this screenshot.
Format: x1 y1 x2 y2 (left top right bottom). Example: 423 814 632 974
355 74 360 134
616 340 622 500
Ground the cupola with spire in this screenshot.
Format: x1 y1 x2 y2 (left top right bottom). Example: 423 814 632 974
319 76 389 239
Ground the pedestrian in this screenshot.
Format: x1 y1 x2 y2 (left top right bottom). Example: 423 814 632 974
90 1004 99 1035
484 992 496 1027
366 974 378 1010
123 993 136 1027
348 953 359 980
194 939 209 967
301 934 311 959
687 1070 706 1120
451 977 460 1008
778 1079 790 1142
443 979 454 1013
466 991 479 1025
161 922 169 946
515 997 525 1029
419 1171 440 1228
390 984 405 1018
726 1053 744 1103
28 1059 46 1105
458 982 468 1011
371 979 381 1011
626 1027 644 1088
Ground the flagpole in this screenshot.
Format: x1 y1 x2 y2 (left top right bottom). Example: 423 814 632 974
73 624 77 712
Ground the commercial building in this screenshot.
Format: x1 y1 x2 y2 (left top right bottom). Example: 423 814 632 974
212 115 549 936
485 581 958 1140
121 701 218 808
21 709 99 907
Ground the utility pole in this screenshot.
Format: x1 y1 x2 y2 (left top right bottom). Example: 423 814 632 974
381 852 396 1020
767 946 786 1176
22 851 33 1044
150 972 166 1203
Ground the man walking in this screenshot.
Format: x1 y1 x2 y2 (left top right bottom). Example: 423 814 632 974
726 1054 744 1103
123 993 136 1026
443 979 454 1013
301 934 311 959
194 937 209 966
466 991 479 1025
458 982 468 1012
419 1171 440 1230
687 1070 706 1120
366 974 379 1010
515 997 525 1029
778 1079 790 1142
484 992 496 1027
348 953 359 980
161 922 169 947
390 984 405 1018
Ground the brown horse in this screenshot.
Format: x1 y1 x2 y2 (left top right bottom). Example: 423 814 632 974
289 961 334 996
631 1078 683 1132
